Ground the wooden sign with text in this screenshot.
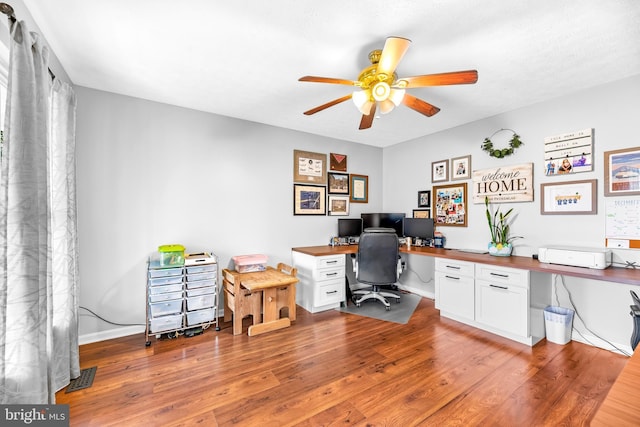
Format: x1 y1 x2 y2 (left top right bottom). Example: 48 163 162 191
472 163 534 203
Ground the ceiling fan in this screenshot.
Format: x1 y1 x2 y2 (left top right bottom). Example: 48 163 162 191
299 37 478 130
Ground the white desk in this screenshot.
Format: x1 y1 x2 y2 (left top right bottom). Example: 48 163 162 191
292 245 640 345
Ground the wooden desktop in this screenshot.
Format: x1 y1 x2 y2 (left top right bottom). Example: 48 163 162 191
291 244 640 286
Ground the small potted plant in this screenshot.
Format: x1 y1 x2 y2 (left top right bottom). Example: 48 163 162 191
485 196 521 256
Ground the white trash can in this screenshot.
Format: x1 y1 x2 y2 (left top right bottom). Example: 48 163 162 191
544 306 574 345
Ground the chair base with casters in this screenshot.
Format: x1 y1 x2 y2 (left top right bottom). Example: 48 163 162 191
352 285 400 310
352 227 405 311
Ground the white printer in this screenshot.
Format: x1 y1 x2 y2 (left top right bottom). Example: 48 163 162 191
537 245 612 269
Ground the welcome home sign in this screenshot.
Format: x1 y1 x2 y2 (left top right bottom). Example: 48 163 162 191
472 163 534 203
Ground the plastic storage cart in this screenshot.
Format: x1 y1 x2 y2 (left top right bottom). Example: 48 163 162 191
146 251 219 346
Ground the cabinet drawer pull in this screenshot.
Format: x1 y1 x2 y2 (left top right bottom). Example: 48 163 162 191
326 272 338 277
489 284 508 290
490 272 509 278
326 290 338 294
326 260 338 264
445 265 461 270
445 275 460 280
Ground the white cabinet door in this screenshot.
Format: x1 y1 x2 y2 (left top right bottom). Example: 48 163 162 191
435 271 475 320
475 278 528 337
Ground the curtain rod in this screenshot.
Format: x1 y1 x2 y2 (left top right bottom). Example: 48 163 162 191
0 2 57 80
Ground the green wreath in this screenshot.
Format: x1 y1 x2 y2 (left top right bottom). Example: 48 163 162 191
481 129 523 158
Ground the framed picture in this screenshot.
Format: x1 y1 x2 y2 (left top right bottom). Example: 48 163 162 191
293 184 326 215
293 149 327 184
413 209 431 219
417 190 431 208
604 147 640 196
540 179 597 215
544 128 593 176
431 159 448 183
433 183 467 226
451 155 471 181
328 172 349 194
329 153 347 171
350 174 368 203
328 195 349 216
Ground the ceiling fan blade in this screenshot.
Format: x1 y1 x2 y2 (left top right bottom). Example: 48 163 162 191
303 94 353 115
359 103 377 130
397 70 478 88
402 94 441 117
299 76 360 86
376 36 411 77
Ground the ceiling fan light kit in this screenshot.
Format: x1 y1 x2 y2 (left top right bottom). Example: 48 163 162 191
299 36 478 129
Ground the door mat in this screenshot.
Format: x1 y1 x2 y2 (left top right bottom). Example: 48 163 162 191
65 366 97 393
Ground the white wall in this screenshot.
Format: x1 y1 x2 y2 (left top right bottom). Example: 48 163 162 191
75 87 382 343
76 75 640 353
384 74 640 354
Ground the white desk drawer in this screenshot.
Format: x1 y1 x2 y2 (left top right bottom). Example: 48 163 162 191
315 278 345 306
475 263 529 288
316 266 344 281
435 258 474 277
316 255 345 269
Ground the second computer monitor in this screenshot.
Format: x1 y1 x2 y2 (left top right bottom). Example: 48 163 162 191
403 217 435 240
361 212 405 236
337 218 363 237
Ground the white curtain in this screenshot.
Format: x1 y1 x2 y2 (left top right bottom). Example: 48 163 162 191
0 19 79 404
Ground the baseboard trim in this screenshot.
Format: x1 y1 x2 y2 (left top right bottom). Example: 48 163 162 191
79 325 145 345
570 331 632 356
399 285 434 300
79 308 225 345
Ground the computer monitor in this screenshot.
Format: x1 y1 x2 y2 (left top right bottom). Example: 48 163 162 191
361 213 380 230
337 218 363 237
362 213 405 236
379 213 405 236
403 217 435 240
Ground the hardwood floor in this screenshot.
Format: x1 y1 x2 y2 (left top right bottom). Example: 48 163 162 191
56 297 628 426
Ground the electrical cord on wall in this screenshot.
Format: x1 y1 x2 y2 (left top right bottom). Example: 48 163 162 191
400 266 433 285
554 275 631 357
80 306 145 327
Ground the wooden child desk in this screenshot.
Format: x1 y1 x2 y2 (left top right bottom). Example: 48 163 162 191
223 264 298 336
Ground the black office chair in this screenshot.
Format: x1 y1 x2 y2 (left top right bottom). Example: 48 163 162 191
352 228 403 310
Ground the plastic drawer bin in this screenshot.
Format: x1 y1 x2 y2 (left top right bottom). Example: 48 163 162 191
186 307 215 326
149 314 183 333
187 286 216 297
149 283 183 295
149 299 183 317
149 275 183 286
149 291 183 303
544 306 575 345
186 278 216 289
186 294 215 311
186 264 217 275
148 267 183 278
186 271 216 282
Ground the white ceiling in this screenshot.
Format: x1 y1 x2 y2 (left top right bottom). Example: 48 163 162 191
19 0 640 148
